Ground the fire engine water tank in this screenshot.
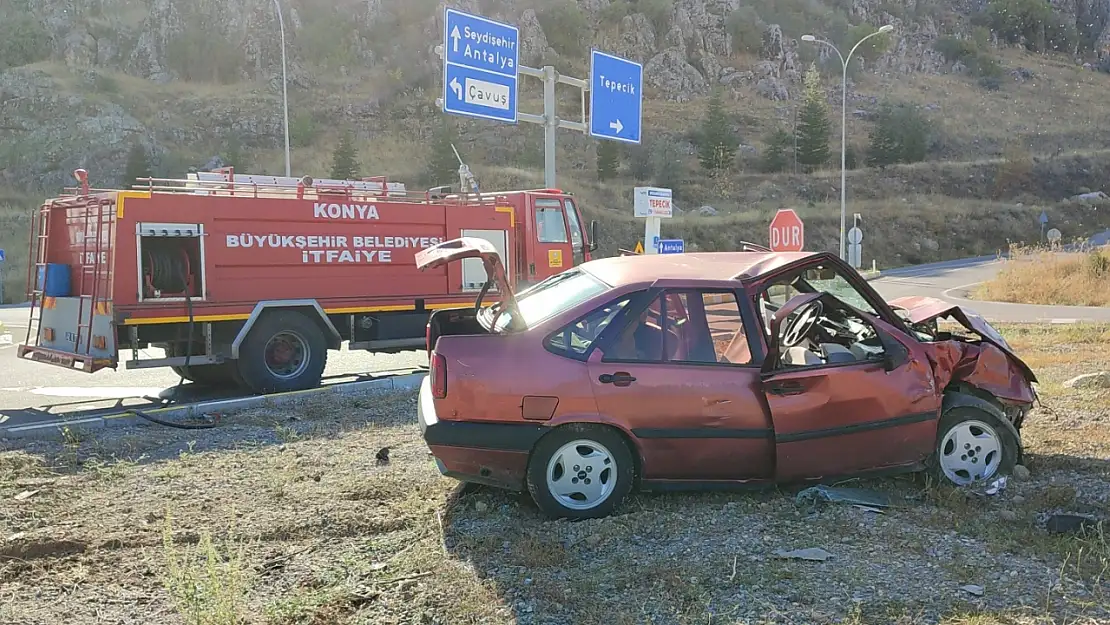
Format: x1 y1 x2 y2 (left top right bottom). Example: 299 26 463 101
37 263 72 297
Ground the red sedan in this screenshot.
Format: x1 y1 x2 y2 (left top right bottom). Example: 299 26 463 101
415 238 1037 519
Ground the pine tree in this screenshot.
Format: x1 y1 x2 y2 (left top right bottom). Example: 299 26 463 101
866 115 898 167
697 88 738 171
223 135 250 172
424 119 462 188
122 142 151 188
628 142 653 181
596 140 620 181
795 64 831 169
760 127 792 173
329 131 360 180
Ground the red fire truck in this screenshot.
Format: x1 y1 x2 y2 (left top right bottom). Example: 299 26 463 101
17 168 598 393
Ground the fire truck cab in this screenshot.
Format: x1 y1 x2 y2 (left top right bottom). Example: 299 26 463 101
17 168 598 394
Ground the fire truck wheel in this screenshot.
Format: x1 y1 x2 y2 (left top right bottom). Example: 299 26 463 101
237 311 328 394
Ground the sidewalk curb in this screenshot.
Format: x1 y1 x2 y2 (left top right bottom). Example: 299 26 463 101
1 372 427 440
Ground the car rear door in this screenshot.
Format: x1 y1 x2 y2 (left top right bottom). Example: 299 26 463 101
586 288 775 484
759 292 941 481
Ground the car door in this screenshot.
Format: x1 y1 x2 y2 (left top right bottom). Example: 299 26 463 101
586 288 775 484
562 198 587 266
759 292 942 481
531 197 574 283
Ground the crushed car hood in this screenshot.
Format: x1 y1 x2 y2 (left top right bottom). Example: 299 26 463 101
887 296 1038 396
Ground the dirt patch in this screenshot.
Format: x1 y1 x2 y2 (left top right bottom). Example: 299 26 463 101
0 325 1107 624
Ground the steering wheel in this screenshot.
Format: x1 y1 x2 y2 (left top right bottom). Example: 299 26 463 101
781 299 823 348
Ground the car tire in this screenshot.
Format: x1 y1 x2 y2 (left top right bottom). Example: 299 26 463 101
930 407 1019 487
526 424 636 519
236 310 328 394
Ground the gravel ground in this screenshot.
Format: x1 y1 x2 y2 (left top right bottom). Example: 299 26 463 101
0 323 1107 625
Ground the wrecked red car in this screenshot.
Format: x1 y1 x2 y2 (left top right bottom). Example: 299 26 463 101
415 238 1037 519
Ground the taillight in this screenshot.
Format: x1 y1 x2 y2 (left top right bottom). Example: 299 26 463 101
425 322 431 353
430 352 447 399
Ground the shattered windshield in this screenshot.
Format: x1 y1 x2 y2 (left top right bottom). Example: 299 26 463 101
795 267 878 316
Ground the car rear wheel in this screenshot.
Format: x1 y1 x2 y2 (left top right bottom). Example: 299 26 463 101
932 407 1018 486
526 424 635 519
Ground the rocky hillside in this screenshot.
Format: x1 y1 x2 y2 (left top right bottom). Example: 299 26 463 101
2 0 1110 188
2 0 1110 301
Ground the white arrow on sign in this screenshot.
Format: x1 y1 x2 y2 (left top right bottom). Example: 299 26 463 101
449 77 462 99
451 26 461 52
609 119 623 133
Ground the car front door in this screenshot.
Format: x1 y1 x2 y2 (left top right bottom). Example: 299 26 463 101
586 288 775 485
531 197 574 283
759 292 941 481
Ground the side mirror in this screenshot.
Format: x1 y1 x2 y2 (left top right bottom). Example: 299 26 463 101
589 220 599 252
879 331 910 372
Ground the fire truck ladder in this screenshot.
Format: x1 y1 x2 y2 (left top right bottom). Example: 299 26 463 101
22 197 115 372
23 201 53 350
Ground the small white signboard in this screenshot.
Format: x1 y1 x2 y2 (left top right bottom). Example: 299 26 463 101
633 186 673 218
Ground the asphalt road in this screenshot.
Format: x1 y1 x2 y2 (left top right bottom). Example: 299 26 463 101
0 304 426 418
2 240 1107 416
869 253 1110 323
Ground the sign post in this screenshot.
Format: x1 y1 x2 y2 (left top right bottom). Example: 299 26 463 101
437 9 643 188
0 248 4 304
634 187 672 254
1038 209 1049 242
769 209 805 252
847 226 863 268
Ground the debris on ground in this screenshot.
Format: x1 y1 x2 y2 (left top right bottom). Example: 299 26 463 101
1044 513 1104 534
774 547 833 561
961 584 985 597
794 484 892 510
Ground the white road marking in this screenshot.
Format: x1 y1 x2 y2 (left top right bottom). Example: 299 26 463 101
28 387 165 399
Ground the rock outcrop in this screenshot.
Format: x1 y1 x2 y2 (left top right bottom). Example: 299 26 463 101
4 0 1110 186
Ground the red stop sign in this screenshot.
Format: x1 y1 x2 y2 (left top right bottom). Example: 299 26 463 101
769 209 804 252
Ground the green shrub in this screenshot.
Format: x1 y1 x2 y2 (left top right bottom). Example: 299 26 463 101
0 12 50 69
165 3 246 83
639 0 675 37
536 0 589 59
727 7 765 54
933 36 979 64
988 0 1076 53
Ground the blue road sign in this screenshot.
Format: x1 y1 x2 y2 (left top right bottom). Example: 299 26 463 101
659 239 684 254
1039 210 1049 225
589 50 643 144
444 63 518 123
442 8 519 123
0 249 5 263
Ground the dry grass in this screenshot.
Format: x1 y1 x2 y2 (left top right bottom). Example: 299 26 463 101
1 324 1108 624
975 244 1110 307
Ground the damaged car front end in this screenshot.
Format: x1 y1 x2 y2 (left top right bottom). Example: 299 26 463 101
888 295 1037 431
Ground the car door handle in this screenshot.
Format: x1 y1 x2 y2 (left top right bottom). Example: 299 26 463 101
767 381 805 396
599 372 636 387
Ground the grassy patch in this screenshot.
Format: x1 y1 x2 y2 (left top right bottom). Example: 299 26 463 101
975 244 1110 306
1 325 1109 623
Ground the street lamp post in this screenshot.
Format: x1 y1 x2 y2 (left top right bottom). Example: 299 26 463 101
801 24 893 261
274 0 291 177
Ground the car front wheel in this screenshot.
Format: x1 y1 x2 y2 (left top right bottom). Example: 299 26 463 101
932 407 1019 486
526 424 635 519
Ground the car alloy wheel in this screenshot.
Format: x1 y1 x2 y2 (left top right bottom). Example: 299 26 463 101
545 439 618 511
932 405 1018 487
938 419 1003 485
526 424 636 519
